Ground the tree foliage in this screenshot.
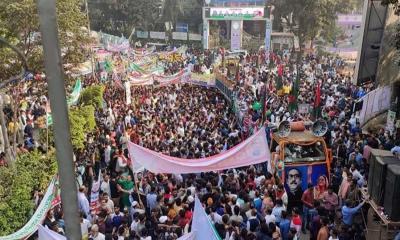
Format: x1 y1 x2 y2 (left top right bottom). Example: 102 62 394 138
79 84 105 109
88 0 203 37
381 0 400 50
69 105 96 150
272 0 356 56
0 0 91 80
88 0 162 36
0 150 57 235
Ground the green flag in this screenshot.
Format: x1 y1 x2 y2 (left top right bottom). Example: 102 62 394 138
104 59 113 73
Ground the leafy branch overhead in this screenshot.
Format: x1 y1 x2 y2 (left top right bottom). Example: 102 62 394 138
0 0 91 80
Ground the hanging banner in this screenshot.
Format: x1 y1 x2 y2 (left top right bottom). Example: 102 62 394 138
128 127 270 174
203 21 210 49
150 31 166 40
125 81 131 105
230 20 242 51
189 33 202 41
38 225 66 240
265 19 272 62
172 32 188 41
90 174 101 214
47 79 82 126
66 78 82 106
386 110 396 134
0 179 57 240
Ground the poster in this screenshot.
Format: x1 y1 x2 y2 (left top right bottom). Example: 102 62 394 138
386 110 396 134
284 164 328 194
230 20 242 51
265 19 272 62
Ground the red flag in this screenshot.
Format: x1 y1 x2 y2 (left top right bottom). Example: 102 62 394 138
314 82 321 107
278 64 284 77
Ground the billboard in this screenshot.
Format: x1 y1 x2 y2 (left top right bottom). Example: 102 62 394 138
208 0 266 5
150 31 166 40
206 7 265 20
172 32 188 41
358 86 392 125
136 31 149 39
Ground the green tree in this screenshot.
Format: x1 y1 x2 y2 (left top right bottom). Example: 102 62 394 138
69 105 96 150
0 150 57 235
0 0 91 80
88 0 162 37
79 84 105 108
272 0 354 59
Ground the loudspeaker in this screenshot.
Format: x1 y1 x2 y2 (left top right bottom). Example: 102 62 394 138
311 120 328 137
384 164 400 221
277 121 291 138
368 153 399 205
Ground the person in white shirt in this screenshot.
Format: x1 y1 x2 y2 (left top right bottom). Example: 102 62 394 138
264 208 276 225
80 212 92 240
104 143 111 166
100 174 111 197
89 224 105 240
115 149 128 173
77 186 90 217
100 192 114 214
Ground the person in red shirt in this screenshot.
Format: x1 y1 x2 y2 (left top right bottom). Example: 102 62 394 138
301 183 314 233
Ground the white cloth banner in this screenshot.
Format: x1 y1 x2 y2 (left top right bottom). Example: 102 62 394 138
38 225 66 240
125 81 131 105
191 196 221 239
128 127 270 174
177 232 195 240
177 196 220 240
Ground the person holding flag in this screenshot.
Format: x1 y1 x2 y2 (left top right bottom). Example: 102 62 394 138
314 79 322 118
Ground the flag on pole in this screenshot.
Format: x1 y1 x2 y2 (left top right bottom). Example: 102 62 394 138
276 64 283 90
37 225 66 240
288 66 300 113
314 81 321 118
104 59 113 73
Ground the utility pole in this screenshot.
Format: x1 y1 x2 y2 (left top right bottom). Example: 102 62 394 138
36 0 82 239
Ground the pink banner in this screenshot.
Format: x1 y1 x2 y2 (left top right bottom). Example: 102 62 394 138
128 127 270 174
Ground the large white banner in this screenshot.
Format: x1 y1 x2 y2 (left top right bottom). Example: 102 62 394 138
128 127 270 174
189 33 202 41
172 32 188 41
150 31 166 40
358 86 392 125
38 225 66 240
265 19 272 62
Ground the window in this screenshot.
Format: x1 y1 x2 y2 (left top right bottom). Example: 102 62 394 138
283 141 326 163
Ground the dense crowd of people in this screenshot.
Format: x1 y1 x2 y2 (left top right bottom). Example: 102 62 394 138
101 83 241 158
1 45 400 240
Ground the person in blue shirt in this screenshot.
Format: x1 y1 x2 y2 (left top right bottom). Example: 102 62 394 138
253 191 262 213
272 199 285 226
341 199 366 226
279 210 291 240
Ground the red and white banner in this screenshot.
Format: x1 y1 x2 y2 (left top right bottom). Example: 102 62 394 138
128 127 270 174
